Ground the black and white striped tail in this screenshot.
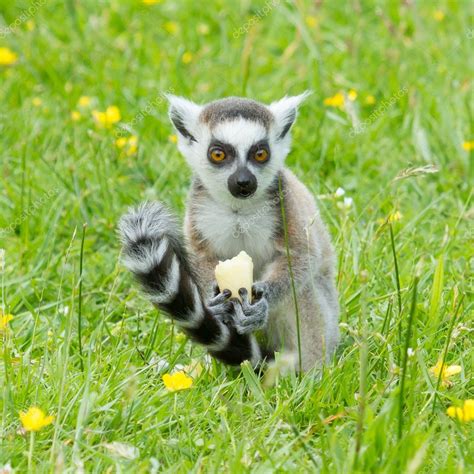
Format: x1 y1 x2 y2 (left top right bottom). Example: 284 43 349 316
118 202 267 367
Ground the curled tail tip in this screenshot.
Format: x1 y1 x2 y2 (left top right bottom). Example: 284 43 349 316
118 201 179 247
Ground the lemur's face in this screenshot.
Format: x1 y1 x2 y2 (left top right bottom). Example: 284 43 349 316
167 93 310 205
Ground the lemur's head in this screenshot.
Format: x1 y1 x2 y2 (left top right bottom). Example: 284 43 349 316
167 93 310 205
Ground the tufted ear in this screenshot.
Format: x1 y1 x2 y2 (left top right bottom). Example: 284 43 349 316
268 91 312 140
166 94 202 143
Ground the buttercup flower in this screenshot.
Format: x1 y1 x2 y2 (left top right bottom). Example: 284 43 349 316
115 135 138 156
447 400 474 422
365 95 376 105
430 360 462 387
32 98 42 107
71 111 81 121
162 371 193 392
19 407 54 431
323 92 345 109
348 89 358 101
433 10 445 22
143 0 161 4
168 134 178 144
182 52 193 64
78 96 91 108
0 313 13 331
0 47 18 66
462 141 473 151
92 106 121 128
305 16 318 28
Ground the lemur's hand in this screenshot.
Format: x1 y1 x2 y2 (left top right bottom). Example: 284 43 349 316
230 287 269 335
206 286 234 324
251 281 270 302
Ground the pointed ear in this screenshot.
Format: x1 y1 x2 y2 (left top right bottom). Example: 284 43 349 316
269 91 312 140
166 94 202 142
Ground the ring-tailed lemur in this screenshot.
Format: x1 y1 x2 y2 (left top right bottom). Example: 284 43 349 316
119 93 339 371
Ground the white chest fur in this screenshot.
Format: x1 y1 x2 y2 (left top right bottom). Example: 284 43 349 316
193 197 277 275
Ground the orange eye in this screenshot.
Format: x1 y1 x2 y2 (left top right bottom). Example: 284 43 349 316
254 148 269 162
210 148 226 162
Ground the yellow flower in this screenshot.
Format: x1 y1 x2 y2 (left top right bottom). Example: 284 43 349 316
143 0 161 4
164 21 179 35
182 52 193 64
168 134 178 144
0 47 18 66
78 96 91 108
71 111 81 121
376 210 403 226
323 92 345 109
126 135 138 156
0 313 13 331
162 371 193 392
462 141 474 151
305 16 318 28
447 400 474 422
92 106 121 128
348 89 358 101
19 407 54 431
433 10 445 22
115 137 127 148
32 97 42 107
365 95 376 105
26 20 36 31
116 136 138 156
430 360 462 387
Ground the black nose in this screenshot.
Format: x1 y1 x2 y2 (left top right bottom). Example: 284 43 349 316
228 168 257 198
237 177 251 189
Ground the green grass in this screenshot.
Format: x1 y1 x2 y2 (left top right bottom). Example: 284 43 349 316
1 0 473 471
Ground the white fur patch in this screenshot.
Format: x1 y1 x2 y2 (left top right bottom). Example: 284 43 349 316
193 195 277 275
122 237 168 275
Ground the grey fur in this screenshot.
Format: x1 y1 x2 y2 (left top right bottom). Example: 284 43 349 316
200 97 273 130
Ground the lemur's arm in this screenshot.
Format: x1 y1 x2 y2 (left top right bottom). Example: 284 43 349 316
119 202 272 367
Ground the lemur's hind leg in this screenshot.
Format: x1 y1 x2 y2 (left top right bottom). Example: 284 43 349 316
265 281 339 371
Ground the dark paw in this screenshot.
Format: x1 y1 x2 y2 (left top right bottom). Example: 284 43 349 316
230 287 269 335
207 287 233 324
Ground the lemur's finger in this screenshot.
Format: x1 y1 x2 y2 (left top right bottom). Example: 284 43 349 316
238 288 250 304
212 282 220 297
251 282 266 301
208 289 231 307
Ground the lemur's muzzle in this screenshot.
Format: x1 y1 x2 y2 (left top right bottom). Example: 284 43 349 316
228 167 257 198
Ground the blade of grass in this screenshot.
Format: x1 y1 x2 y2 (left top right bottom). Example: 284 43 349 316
78 223 87 373
389 223 403 365
428 256 444 321
398 274 418 440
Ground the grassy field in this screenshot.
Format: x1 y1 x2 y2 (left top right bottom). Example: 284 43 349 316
1 0 473 472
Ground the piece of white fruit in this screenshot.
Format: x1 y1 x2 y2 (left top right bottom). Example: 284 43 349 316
214 251 253 301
